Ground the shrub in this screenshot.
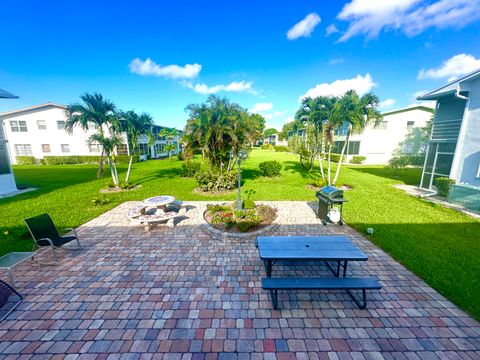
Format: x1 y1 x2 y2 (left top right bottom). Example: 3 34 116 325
234 210 262 232
257 205 276 223
181 161 201 177
435 177 456 197
42 155 139 165
195 170 237 192
404 155 425 166
258 160 282 177
211 211 235 228
261 144 274 150
242 198 256 209
16 156 35 165
274 146 288 152
389 156 410 171
350 156 366 164
206 204 231 213
329 154 341 163
91 196 110 205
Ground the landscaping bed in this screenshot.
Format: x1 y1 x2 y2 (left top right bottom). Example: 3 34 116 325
204 202 277 233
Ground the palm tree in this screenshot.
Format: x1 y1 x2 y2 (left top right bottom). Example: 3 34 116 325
65 93 117 178
332 90 382 184
184 95 244 169
120 111 153 183
88 133 121 185
159 128 178 160
296 96 338 182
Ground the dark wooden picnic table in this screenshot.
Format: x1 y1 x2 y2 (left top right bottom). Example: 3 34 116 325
257 236 368 278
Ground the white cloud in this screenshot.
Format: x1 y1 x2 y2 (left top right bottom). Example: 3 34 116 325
300 73 376 100
337 0 480 42
329 58 345 65
287 13 321 40
129 58 201 79
325 24 340 36
417 53 480 81
182 80 254 95
379 98 396 109
263 110 288 120
249 102 273 113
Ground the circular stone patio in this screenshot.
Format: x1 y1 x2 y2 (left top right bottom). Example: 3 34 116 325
0 201 478 359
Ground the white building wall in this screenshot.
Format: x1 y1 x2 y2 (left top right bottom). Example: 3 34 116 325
344 107 433 164
0 120 17 195
451 79 480 187
1 105 102 163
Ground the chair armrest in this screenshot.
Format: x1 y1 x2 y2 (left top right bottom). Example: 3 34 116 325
64 228 78 237
36 237 54 246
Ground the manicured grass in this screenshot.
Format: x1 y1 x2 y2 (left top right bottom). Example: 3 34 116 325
1 149 479 320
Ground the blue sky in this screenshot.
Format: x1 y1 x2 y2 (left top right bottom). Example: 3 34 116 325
1 0 480 130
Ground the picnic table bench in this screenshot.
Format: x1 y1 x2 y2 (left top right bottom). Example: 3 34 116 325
257 236 381 309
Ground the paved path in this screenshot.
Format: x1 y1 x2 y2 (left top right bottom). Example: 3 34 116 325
0 201 479 359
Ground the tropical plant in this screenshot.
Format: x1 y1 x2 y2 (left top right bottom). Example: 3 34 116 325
263 128 278 137
88 133 121 185
331 90 382 184
65 92 118 178
119 111 153 183
296 96 338 182
184 95 250 169
159 128 179 160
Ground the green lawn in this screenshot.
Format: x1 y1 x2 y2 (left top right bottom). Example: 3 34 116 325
1 149 479 320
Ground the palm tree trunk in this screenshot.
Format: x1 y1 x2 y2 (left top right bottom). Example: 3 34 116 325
125 155 134 184
97 149 105 179
332 133 350 185
106 156 117 185
317 140 326 181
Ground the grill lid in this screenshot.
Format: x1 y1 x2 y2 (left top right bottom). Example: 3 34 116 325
316 185 344 200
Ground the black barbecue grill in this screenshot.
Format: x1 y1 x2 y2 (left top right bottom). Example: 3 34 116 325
315 185 346 225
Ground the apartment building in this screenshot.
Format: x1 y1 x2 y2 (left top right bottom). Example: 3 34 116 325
0 103 180 164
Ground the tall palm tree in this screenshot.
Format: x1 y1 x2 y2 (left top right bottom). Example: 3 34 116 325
296 96 338 182
332 90 382 184
65 93 117 178
120 111 153 183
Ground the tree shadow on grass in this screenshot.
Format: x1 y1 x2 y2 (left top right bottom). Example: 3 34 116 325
282 161 320 181
242 168 262 181
349 166 422 186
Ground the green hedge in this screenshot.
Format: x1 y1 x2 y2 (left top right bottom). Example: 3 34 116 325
274 146 288 152
350 156 366 164
259 160 282 177
42 155 139 165
435 177 456 197
16 156 36 165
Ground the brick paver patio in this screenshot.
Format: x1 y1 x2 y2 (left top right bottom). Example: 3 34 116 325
0 201 479 359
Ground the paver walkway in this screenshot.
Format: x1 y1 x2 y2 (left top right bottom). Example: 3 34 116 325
0 201 479 360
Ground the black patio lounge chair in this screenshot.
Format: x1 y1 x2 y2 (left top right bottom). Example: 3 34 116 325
0 280 22 321
24 213 81 263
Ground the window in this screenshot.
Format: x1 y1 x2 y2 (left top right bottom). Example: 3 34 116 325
61 144 70 153
57 121 66 130
333 141 360 155
41 144 51 153
88 143 101 153
407 121 415 130
10 120 27 132
14 144 32 156
137 143 150 156
37 120 47 130
374 121 388 130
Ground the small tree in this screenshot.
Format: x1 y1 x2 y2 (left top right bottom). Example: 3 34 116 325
120 110 153 183
159 128 179 160
89 133 121 185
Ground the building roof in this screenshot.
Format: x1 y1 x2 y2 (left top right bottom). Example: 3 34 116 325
0 89 19 99
417 68 480 101
0 102 67 117
382 104 434 116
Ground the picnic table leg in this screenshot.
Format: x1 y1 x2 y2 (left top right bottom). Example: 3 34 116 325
336 261 341 277
343 260 348 277
264 260 272 277
7 268 15 287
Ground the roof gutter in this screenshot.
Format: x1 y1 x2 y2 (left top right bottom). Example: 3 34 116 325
454 86 469 101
